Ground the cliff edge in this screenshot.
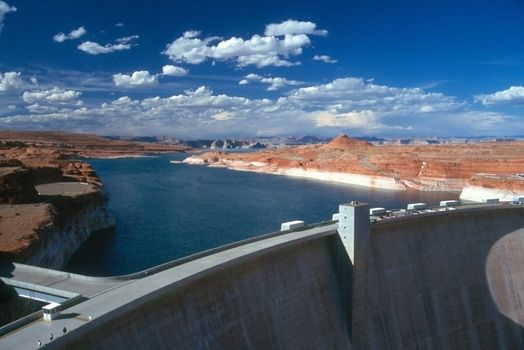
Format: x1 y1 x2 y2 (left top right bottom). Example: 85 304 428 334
0 141 115 269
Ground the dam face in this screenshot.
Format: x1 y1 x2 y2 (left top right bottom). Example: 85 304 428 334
3 204 524 349
355 206 524 349
52 235 354 349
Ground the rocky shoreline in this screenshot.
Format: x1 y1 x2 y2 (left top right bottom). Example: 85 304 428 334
0 129 187 270
183 135 524 202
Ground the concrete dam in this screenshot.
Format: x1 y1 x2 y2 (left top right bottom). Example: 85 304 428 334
2 203 524 349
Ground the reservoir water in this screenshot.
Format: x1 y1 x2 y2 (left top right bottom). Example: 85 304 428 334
66 153 459 276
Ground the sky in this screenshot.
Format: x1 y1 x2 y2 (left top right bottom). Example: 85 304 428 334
1 0 524 138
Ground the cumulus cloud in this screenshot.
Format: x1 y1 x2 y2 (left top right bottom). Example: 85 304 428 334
475 86 524 106
313 110 411 131
78 35 138 55
313 54 337 64
211 111 234 121
163 20 326 67
113 70 158 87
0 71 22 92
264 19 328 36
5 74 462 137
2 77 479 137
0 1 16 35
53 26 87 42
26 103 61 114
22 87 82 104
116 35 139 44
239 73 303 91
285 77 461 115
162 65 188 77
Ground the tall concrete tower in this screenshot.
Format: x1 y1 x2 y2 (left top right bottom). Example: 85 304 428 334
338 201 370 265
339 201 370 344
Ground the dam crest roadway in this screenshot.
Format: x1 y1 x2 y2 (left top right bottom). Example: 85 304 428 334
2 201 524 349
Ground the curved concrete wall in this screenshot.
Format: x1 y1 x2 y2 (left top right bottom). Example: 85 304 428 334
354 206 524 349
51 236 353 349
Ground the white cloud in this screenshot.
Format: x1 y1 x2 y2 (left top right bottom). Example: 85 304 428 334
286 77 460 115
5 77 518 138
313 110 411 131
313 54 337 64
78 35 138 55
113 70 158 87
264 19 328 36
115 22 124 27
116 35 139 44
22 87 82 104
0 71 22 92
239 73 303 91
53 26 87 42
163 20 326 68
26 103 60 114
475 86 524 106
211 111 234 121
162 65 188 77
0 1 16 35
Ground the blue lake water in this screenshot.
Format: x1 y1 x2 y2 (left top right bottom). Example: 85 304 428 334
65 153 459 276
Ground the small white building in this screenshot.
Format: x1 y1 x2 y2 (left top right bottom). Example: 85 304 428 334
440 200 459 207
369 207 386 216
280 220 305 231
42 302 61 322
407 203 427 210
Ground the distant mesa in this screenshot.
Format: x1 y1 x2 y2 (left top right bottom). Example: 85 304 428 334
322 134 373 150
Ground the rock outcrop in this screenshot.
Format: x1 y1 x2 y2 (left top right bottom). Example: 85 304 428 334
0 143 115 269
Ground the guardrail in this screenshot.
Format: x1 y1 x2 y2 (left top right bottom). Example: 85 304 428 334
7 219 338 284
0 294 86 338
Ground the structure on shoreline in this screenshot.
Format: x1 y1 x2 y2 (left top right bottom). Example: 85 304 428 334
1 201 524 349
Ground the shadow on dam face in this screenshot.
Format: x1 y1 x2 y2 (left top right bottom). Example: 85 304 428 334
354 206 524 350
29 206 524 350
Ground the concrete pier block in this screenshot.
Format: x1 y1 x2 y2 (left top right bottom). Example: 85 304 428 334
338 202 369 265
